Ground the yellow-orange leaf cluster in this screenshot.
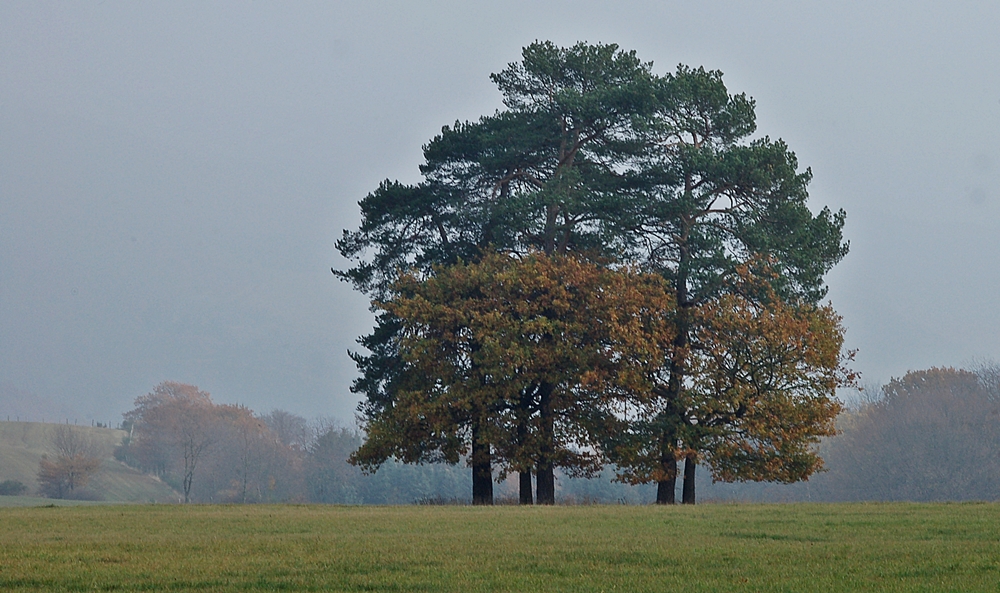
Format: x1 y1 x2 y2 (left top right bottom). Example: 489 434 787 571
353 253 854 496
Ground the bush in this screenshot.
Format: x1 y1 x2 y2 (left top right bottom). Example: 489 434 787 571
0 480 28 496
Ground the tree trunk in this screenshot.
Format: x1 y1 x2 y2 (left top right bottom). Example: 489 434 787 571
517 388 533 505
183 449 194 504
536 382 556 505
519 471 533 505
682 455 696 505
655 455 677 504
471 421 493 505
655 410 679 504
536 462 554 505
658 235 692 506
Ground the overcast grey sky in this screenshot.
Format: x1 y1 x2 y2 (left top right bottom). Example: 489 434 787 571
2 1 999 422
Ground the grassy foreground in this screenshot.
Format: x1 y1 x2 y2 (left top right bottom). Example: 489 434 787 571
1 503 998 592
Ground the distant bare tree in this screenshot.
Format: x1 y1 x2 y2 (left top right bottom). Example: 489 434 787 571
37 425 102 498
53 423 94 458
305 425 364 504
123 382 220 503
971 359 1000 400
261 409 311 450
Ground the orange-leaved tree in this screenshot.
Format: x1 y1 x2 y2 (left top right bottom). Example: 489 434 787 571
688 266 853 487
604 262 854 503
37 425 102 499
350 252 675 504
122 381 220 503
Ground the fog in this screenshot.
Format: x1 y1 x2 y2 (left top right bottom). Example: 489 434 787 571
2 1 999 422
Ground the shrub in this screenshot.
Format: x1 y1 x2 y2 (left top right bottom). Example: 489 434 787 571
0 480 28 496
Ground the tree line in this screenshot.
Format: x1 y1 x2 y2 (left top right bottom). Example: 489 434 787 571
112 381 470 504
32 364 1000 504
336 40 853 504
794 364 1000 502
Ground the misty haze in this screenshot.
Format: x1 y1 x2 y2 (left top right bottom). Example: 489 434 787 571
3 3 1000 591
1 1 999 509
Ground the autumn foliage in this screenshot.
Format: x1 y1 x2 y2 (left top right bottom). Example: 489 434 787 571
685 268 851 483
351 253 853 504
815 367 1000 501
36 425 102 499
119 382 300 503
336 41 852 504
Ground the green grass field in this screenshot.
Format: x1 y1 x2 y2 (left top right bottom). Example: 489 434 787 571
1 503 998 591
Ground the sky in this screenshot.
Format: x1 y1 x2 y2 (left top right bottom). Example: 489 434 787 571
2 1 999 423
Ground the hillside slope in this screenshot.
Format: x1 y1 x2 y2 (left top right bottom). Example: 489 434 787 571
0 421 178 503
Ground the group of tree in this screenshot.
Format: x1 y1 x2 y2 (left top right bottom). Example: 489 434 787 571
336 40 854 505
118 382 301 503
810 365 1000 501
115 381 473 504
697 363 1000 503
90 359 1000 505
69 362 1000 505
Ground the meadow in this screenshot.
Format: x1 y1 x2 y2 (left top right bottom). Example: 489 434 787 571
1 503 998 591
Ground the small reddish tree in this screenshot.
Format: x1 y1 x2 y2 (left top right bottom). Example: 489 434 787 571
37 455 101 498
37 425 102 499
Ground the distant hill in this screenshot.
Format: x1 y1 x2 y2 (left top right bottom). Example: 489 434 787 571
0 421 179 504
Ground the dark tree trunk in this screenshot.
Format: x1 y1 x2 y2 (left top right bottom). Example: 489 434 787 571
536 382 556 505
519 471 533 505
655 410 679 504
682 455 696 505
536 462 554 505
471 421 493 505
516 388 533 505
658 236 692 506
537 216 564 504
655 455 677 504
